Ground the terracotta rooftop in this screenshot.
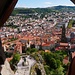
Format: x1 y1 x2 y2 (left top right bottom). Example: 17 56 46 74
55 47 60 50
45 50 50 53
59 43 69 47
63 57 69 65
72 52 75 58
6 57 13 62
70 44 75 49
42 41 54 46
42 43 50 46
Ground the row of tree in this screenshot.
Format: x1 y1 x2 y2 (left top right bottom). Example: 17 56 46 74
25 47 69 75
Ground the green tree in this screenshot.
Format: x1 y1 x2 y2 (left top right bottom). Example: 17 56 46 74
44 65 50 75
56 60 61 68
9 53 20 71
26 48 38 54
10 53 20 66
68 20 74 28
31 48 38 53
50 58 57 69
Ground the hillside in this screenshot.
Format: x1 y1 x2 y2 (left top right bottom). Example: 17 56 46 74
50 5 75 12
12 6 75 15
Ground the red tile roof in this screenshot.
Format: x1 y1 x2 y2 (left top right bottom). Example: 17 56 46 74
6 57 13 62
60 43 69 47
42 43 50 46
63 57 69 65
72 52 75 58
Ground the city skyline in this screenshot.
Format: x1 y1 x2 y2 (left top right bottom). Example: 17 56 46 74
16 0 75 8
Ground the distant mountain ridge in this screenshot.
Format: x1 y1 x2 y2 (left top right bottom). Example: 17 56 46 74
50 5 75 12
51 5 75 9
12 5 75 15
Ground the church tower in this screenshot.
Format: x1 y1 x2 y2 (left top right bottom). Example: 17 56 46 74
61 24 67 43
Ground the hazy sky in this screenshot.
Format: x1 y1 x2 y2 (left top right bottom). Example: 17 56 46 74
16 0 75 8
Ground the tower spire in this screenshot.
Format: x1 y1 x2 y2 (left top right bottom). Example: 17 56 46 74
61 24 67 43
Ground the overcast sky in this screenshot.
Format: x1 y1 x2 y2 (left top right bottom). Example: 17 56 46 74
16 0 75 8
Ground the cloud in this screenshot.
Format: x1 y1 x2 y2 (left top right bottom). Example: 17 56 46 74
16 3 28 8
44 2 52 5
42 1 52 7
64 4 75 6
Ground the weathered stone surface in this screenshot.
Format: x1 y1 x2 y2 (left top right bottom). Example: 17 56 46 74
71 0 75 4
0 0 18 27
0 38 6 65
1 59 14 75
